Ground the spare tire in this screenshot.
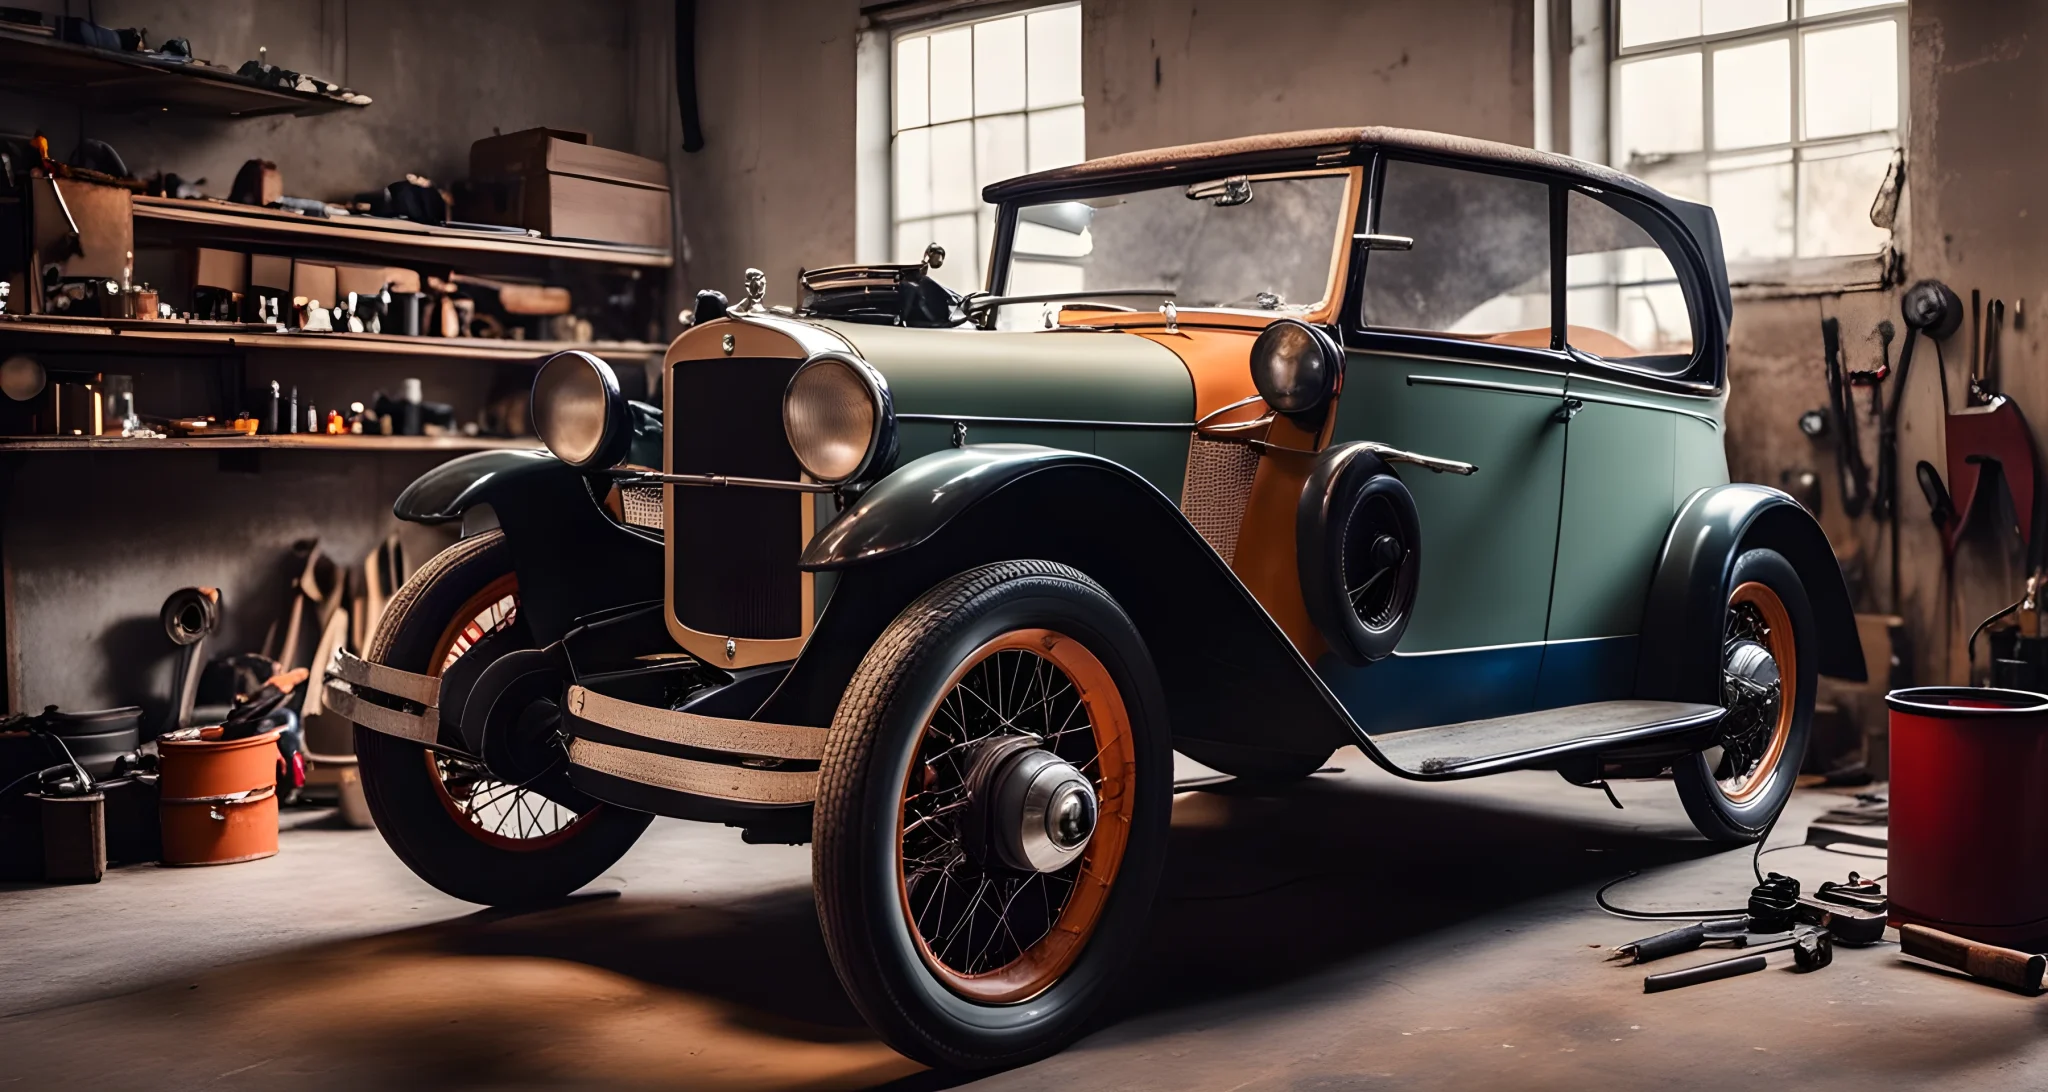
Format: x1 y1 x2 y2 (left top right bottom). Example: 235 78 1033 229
1298 444 1422 664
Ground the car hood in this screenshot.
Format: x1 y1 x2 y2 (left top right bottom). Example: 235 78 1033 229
810 320 1196 427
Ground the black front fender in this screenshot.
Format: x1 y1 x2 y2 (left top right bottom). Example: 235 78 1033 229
772 444 1362 763
391 450 663 646
1638 484 1865 704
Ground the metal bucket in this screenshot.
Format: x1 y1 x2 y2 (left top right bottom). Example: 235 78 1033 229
157 727 280 866
1885 687 2048 947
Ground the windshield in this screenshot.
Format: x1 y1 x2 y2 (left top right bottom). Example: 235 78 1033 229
995 171 1353 329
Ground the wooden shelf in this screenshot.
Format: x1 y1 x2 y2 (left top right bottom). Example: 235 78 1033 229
1 318 668 363
0 434 541 453
0 28 367 118
131 196 673 270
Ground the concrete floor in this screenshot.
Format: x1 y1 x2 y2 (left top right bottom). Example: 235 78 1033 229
1 753 2040 1090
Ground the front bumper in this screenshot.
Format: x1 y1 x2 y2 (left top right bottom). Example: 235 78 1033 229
326 648 825 806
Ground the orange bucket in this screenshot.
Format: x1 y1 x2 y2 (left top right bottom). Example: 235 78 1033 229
157 727 281 866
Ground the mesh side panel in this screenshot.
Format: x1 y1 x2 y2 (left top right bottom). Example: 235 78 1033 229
620 483 664 530
1180 438 1261 564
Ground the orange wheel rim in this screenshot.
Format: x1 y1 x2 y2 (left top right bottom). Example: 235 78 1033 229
896 628 1136 1004
1717 581 1796 804
422 572 597 851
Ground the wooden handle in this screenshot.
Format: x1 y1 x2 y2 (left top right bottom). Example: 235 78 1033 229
1899 924 2046 991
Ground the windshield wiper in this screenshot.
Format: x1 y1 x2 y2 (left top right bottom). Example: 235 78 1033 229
963 288 1177 324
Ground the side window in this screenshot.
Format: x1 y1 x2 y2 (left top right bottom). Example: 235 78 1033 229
1565 191 1699 371
1362 160 1553 347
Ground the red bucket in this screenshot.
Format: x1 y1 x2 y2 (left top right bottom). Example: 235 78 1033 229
1886 687 2048 947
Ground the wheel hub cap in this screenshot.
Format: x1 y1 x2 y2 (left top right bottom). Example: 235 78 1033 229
964 736 1098 873
1720 636 1782 775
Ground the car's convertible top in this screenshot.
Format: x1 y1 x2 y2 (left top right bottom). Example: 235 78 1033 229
982 125 1732 339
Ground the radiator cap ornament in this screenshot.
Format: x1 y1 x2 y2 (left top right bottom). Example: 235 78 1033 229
730 268 769 316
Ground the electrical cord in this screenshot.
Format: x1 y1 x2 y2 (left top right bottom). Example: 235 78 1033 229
0 763 74 802
1594 813 1779 920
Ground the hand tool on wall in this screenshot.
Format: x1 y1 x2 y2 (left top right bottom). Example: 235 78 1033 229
1822 317 1872 518
1861 320 1896 517
1899 924 2046 993
1941 298 2041 560
1886 281 1965 611
1643 928 1833 993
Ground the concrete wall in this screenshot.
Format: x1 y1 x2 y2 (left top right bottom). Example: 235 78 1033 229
1720 0 2048 701
663 0 1531 309
1083 0 1533 155
2 0 654 201
2 0 652 713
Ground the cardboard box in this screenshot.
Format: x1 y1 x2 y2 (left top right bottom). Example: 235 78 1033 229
291 261 336 307
191 248 246 292
466 127 671 248
471 127 668 189
249 254 293 292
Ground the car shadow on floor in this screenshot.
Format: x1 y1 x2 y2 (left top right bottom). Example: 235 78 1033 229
428 771 1725 1061
3 772 1730 1091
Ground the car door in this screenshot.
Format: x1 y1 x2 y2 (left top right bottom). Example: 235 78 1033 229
1325 156 1572 732
1539 187 1729 705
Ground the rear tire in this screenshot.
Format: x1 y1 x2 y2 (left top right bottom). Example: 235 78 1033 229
1674 548 1816 844
813 561 1172 1070
354 530 651 905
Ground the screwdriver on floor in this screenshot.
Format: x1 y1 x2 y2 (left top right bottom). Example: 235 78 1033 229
1643 928 1833 993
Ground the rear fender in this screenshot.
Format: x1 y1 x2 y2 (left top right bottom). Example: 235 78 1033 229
1638 484 1865 704
392 450 663 645
768 445 1364 764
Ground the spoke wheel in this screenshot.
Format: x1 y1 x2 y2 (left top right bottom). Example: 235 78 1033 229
352 529 651 905
813 560 1171 1069
898 629 1135 1004
1710 582 1796 803
1673 548 1816 845
421 574 592 850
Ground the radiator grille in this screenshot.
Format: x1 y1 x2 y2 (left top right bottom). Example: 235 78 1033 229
668 357 805 640
1181 437 1261 564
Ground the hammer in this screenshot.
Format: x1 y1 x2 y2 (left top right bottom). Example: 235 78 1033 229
1899 925 2046 993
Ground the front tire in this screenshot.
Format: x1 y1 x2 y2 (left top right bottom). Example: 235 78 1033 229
813 561 1172 1070
1674 548 1817 844
354 530 651 904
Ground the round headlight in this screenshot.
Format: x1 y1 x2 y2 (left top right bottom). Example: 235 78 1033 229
532 350 631 468
1250 320 1342 416
783 354 894 484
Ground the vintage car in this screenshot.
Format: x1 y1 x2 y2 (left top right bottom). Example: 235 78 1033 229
327 127 1864 1069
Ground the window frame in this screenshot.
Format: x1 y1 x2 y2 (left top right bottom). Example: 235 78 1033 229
1607 0 1908 275
885 1 1085 296
1345 149 1726 395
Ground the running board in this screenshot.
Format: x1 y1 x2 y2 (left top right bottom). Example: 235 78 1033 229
1368 700 1723 778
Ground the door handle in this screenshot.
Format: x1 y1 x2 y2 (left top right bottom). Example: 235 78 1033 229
1358 441 1477 476
1553 397 1584 423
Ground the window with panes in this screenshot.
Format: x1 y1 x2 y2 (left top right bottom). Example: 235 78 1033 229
892 4 1084 296
1610 0 1905 264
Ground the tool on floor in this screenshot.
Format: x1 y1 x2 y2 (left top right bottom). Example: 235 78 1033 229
1643 928 1834 993
1609 918 1753 965
1899 924 2046 993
